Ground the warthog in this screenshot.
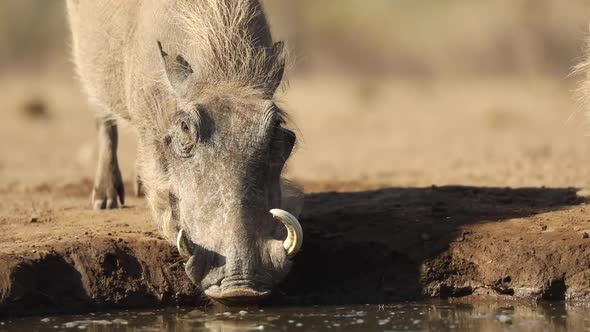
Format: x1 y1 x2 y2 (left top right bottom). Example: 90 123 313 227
577 29 590 113
66 0 303 304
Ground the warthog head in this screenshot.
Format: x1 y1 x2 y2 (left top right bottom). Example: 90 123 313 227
137 39 302 305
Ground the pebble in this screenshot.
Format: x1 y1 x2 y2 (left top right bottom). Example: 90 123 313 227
187 309 205 316
295 323 303 327
112 319 128 325
239 310 247 315
40 318 51 323
378 318 391 325
496 314 512 324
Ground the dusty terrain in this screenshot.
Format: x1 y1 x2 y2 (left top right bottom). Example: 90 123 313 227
2 72 590 315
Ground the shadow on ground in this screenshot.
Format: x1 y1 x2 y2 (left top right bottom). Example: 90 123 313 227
278 186 583 304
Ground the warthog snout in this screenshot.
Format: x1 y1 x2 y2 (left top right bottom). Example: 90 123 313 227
177 209 303 304
177 210 302 258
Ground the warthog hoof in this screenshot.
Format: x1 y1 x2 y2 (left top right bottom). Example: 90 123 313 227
92 169 125 210
134 174 144 198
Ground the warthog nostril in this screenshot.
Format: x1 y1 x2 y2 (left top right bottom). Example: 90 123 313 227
219 277 255 290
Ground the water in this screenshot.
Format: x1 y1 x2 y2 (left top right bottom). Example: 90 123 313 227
2 301 590 332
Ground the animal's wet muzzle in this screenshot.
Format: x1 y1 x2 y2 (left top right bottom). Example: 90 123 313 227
204 283 271 305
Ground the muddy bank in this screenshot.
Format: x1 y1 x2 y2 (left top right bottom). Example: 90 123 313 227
281 185 589 304
1 182 590 316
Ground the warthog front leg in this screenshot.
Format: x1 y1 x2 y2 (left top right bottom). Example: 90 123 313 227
134 159 144 197
92 118 125 210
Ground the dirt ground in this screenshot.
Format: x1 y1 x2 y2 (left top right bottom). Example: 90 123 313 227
2 73 590 315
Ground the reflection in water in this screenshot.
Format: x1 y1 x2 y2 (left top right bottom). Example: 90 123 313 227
2 300 590 331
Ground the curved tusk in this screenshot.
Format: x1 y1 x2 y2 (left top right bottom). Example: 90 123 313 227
270 209 303 257
176 229 193 258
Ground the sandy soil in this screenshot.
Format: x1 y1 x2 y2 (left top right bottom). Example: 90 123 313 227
2 73 590 315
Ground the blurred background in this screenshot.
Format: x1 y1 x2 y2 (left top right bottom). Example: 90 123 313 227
1 0 590 191
1 0 587 77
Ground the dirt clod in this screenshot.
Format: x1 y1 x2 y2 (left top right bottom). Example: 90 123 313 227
22 98 49 119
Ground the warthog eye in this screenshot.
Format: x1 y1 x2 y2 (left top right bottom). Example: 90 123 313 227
172 112 198 158
180 120 190 133
276 127 296 162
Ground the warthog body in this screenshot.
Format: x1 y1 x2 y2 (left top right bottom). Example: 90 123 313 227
66 0 303 304
577 34 590 112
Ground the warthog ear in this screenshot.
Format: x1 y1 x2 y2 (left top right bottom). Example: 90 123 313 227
265 41 286 97
157 41 194 93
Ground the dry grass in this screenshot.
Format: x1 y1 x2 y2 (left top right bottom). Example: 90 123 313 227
0 0 68 72
0 0 588 78
267 0 590 78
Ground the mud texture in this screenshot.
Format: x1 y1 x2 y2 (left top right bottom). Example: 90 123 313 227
1 181 590 316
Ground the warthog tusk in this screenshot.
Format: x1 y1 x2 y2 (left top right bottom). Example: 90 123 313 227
270 209 303 257
176 229 193 258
